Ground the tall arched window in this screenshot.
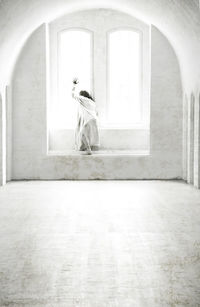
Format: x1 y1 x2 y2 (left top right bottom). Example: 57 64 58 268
107 29 141 127
48 9 150 152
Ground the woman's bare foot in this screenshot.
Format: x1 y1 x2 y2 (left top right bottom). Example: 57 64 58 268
86 149 92 155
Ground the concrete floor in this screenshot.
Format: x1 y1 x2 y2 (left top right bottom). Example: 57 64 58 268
0 181 200 307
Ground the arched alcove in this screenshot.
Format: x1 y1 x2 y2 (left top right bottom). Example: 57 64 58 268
1 1 200 184
11 8 183 180
0 0 200 92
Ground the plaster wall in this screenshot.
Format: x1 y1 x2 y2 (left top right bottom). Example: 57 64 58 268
187 94 195 184
183 91 200 188
0 89 6 185
0 1 200 185
194 93 200 187
6 86 12 182
0 0 200 90
11 19 182 180
12 25 47 180
0 93 2 184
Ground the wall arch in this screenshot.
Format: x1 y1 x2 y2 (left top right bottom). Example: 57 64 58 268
11 9 182 180
0 0 199 94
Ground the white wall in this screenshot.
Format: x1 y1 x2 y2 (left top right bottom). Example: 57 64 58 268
0 0 200 89
150 26 183 166
0 88 6 185
12 25 47 179
0 1 199 185
184 90 200 188
0 92 2 184
11 11 182 180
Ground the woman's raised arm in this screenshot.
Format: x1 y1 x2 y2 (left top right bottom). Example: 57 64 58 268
72 78 79 99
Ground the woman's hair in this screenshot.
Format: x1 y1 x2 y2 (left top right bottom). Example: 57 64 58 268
79 90 94 101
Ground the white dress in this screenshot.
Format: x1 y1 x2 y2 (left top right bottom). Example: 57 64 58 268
72 86 100 152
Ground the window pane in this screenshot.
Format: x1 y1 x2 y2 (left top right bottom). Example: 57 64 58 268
54 30 92 129
108 30 141 126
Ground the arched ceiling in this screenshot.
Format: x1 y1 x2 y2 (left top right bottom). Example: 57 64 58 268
0 0 200 92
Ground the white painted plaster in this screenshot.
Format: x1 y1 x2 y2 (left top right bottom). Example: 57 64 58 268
0 0 199 90
187 94 195 184
150 26 182 174
6 85 12 182
0 1 200 185
0 92 2 184
182 94 188 181
0 88 6 185
194 93 200 188
11 18 182 180
12 25 47 180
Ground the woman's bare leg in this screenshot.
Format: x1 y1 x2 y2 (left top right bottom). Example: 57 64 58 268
82 134 92 155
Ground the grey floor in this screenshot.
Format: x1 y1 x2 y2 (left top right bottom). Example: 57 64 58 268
0 180 200 307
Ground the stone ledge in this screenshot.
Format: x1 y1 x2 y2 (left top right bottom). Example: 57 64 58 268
48 150 150 157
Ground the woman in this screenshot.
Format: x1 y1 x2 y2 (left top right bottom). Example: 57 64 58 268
72 78 99 154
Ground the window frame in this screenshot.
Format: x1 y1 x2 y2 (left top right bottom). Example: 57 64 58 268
48 9 150 132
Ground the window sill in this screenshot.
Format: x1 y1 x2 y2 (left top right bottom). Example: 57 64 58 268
47 150 150 157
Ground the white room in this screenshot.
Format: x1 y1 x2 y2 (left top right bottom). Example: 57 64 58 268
0 0 200 306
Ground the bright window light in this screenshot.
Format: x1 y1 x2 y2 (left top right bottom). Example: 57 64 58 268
107 30 141 126
52 29 92 129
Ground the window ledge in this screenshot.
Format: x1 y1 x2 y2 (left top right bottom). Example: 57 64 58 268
48 150 150 157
